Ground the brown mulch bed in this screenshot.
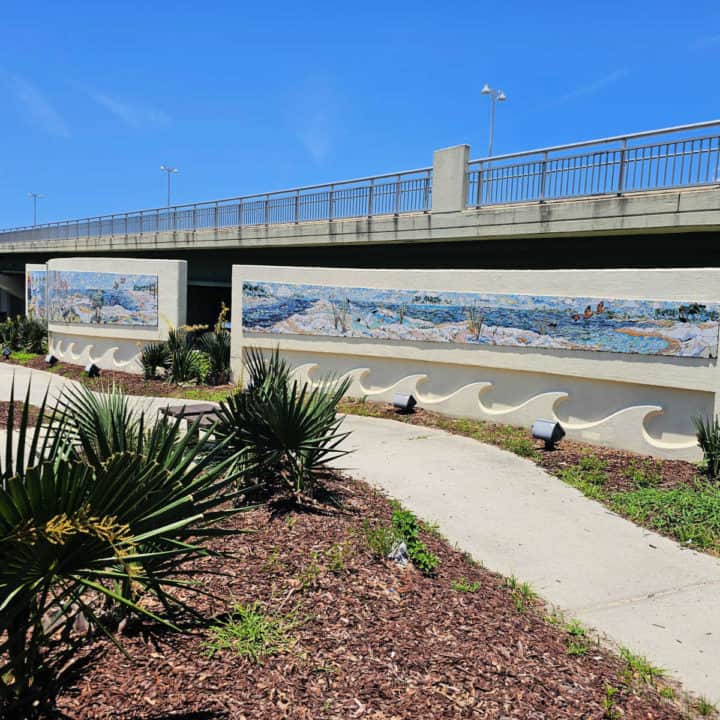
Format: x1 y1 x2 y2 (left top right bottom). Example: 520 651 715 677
4 356 233 400
0 400 41 427
339 400 700 494
51 477 683 720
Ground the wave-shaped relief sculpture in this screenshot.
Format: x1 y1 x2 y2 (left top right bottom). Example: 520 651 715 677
289 363 698 460
51 339 141 372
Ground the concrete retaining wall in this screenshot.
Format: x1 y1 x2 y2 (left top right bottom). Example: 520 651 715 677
230 264 720 460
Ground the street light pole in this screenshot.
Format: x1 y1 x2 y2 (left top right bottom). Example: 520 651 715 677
481 84 507 157
28 192 45 225
159 165 179 207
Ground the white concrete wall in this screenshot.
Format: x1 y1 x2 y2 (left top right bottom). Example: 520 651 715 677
231 265 720 460
44 257 187 374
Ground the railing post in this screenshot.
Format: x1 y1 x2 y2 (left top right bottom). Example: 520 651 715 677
394 175 401 215
140 211 144 234
476 162 483 207
368 179 374 217
617 138 627 195
539 151 548 202
264 194 270 225
214 202 219 228
423 170 431 211
294 191 300 223
329 184 335 220
192 205 197 230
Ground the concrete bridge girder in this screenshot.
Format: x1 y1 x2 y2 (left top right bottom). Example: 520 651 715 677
0 186 717 259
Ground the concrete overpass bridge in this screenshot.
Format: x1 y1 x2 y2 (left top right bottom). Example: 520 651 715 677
1 120 719 322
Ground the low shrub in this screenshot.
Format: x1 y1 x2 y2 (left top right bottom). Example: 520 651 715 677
0 315 47 355
391 507 439 575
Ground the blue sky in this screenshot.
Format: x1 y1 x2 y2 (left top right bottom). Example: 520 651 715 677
1 0 718 228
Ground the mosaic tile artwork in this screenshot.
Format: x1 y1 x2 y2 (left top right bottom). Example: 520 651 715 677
242 281 720 358
47 270 159 327
26 269 47 319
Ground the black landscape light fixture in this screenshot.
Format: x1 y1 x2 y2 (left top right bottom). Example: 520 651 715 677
45 354 58 366
1 347 11 359
392 393 417 414
85 363 100 378
531 419 565 450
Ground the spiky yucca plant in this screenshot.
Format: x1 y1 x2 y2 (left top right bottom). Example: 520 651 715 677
0 382 251 716
213 348 350 501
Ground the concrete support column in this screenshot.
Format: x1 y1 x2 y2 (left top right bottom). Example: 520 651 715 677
0 273 25 300
431 144 470 214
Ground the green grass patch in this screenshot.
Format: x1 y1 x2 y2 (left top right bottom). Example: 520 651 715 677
623 458 663 488
9 351 41 366
171 385 236 402
619 646 664 685
451 577 481 593
205 602 302 662
610 483 720 551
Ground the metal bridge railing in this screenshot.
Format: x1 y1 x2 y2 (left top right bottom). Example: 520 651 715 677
0 168 432 244
467 120 720 207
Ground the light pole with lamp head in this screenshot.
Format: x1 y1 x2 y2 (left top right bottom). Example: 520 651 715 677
28 192 45 226
159 165 179 207
481 83 507 157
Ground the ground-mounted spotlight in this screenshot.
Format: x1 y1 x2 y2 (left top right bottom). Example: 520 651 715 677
392 393 417 414
45 354 58 366
85 363 100 378
531 419 565 450
1 347 11 359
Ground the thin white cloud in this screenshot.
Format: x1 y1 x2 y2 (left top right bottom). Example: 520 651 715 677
1 71 70 138
542 69 629 109
88 91 170 129
691 34 720 50
296 110 333 162
288 77 343 163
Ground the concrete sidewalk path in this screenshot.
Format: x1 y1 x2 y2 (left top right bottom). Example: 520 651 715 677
336 414 720 703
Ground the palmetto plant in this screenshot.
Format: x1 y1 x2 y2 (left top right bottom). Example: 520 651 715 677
214 348 350 501
198 330 231 385
0 382 250 715
694 414 720 479
140 341 171 380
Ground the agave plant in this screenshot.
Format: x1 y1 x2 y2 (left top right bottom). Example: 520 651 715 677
0 381 252 715
213 348 351 501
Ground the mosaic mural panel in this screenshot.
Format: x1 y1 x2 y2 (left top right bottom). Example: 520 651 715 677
48 270 159 327
242 281 720 358
26 269 47 319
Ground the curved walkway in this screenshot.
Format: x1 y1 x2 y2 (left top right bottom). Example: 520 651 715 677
1 364 719 701
337 414 720 703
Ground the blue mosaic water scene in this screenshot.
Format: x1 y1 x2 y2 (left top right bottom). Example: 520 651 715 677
48 270 159 327
243 281 720 358
26 270 47 319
